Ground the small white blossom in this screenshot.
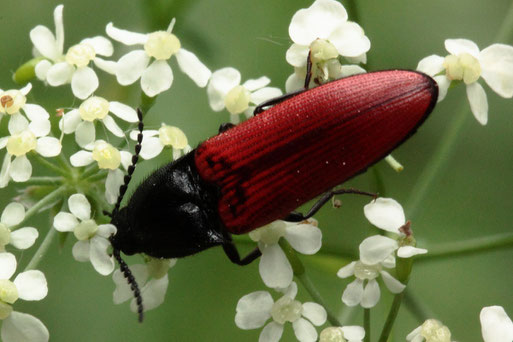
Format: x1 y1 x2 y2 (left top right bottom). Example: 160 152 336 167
207 67 282 123
60 96 139 147
129 124 191 160
480 306 513 342
406 319 453 342
0 203 38 251
417 38 513 125
53 194 117 275
235 282 327 342
105 18 211 97
0 252 49 342
319 326 365 342
0 100 61 187
0 84 48 127
285 0 370 91
113 258 176 313
249 219 321 288
30 5 114 99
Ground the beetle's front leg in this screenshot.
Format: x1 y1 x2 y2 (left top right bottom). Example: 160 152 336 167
222 241 261 266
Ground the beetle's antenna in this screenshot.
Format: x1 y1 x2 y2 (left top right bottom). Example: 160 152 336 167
113 108 144 216
112 247 144 322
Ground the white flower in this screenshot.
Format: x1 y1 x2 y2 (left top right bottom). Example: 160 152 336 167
235 282 327 342
0 252 49 342
30 5 114 99
319 326 365 342
363 198 427 258
105 18 211 97
59 96 139 147
417 38 513 125
53 194 117 275
406 319 453 342
69 140 132 204
0 100 61 187
285 0 370 90
0 84 48 126
249 219 321 288
480 306 513 342
0 203 38 251
207 67 283 123
129 124 191 160
113 258 176 313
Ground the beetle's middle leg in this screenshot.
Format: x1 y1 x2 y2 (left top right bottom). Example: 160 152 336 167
283 188 377 222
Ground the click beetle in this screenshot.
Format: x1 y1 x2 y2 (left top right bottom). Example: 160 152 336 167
109 69 438 320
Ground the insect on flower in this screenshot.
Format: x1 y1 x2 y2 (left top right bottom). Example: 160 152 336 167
107 61 439 321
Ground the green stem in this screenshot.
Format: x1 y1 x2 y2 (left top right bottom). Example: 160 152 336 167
23 176 63 186
378 292 406 342
23 226 58 271
33 154 70 177
81 164 99 179
363 309 370 342
85 170 109 182
57 152 73 172
406 1 513 219
12 185 68 230
417 232 513 261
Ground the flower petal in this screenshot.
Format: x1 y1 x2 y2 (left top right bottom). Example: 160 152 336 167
35 60 52 81
364 198 405 233
36 137 61 157
0 154 12 188
380 270 405 294
416 55 445 76
68 193 91 221
250 87 283 106
289 0 348 45
284 223 322 255
10 228 38 249
102 115 124 137
480 43 513 98
13 270 48 300
293 317 318 342
286 44 309 68
359 235 398 265
175 48 211 87
130 276 169 312
23 104 49 121
235 291 273 329
106 23 148 45
337 261 356 278
70 150 94 167
89 236 115 275
341 326 366 341
434 75 450 102
29 119 51 138
116 50 150 85
466 82 488 125
361 279 380 308
259 322 284 342
0 252 16 279
259 244 293 288
71 67 99 100
80 36 113 56
1 311 49 342
397 246 428 258
10 156 32 183
329 22 371 57
342 279 363 307
30 25 60 60
93 57 117 75
59 109 81 134
46 62 74 86
53 212 78 232
97 224 116 238
242 76 271 91
72 241 90 262
141 60 173 97
480 306 513 342
302 302 327 326
285 73 305 93
139 137 164 160
75 121 96 148
1 203 25 227
207 67 241 111
105 169 123 205
109 102 138 122
113 264 148 304
445 38 480 58
8 113 29 135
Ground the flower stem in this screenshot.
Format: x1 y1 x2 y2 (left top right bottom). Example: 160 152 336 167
416 232 513 261
33 154 70 177
85 170 108 182
23 226 57 271
12 185 68 230
23 176 63 186
279 239 342 326
364 309 370 342
406 1 513 220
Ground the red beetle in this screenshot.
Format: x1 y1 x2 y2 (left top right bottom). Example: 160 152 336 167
109 69 438 320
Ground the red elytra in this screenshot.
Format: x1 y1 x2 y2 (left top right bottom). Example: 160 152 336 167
195 70 438 234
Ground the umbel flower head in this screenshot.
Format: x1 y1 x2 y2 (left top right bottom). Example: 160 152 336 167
0 203 38 252
417 38 513 125
105 18 211 97
319 326 365 342
129 123 191 160
30 5 114 99
406 319 453 342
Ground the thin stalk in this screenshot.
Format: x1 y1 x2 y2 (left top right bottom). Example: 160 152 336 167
81 164 99 179
406 1 513 219
23 226 57 271
33 154 70 177
57 151 73 172
12 185 68 230
85 170 109 182
416 232 513 261
378 292 406 342
363 309 370 342
23 176 63 186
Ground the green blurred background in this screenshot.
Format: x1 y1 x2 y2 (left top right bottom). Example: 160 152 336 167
1 0 513 341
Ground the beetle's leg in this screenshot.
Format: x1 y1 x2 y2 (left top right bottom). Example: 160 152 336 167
222 241 262 266
218 122 236 133
303 50 313 89
284 188 377 222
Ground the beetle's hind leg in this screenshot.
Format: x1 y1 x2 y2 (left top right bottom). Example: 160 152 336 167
222 240 261 266
284 188 377 222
